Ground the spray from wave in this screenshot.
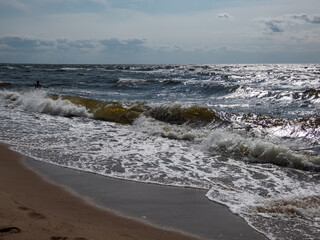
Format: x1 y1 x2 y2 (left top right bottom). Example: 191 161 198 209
202 129 320 171
0 90 91 118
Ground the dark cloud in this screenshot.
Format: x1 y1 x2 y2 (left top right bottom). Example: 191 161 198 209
0 35 150 63
259 13 320 34
0 36 54 51
99 38 147 54
264 20 284 33
56 39 96 52
0 36 147 54
290 14 320 24
67 40 95 49
0 34 319 64
257 13 320 33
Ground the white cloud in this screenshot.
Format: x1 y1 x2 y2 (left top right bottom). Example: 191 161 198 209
216 13 232 19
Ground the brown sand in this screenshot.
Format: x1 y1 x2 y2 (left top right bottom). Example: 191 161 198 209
0 144 200 240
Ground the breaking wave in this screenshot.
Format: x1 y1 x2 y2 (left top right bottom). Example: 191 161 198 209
1 89 319 173
202 129 320 171
53 94 221 125
0 90 91 118
0 90 221 126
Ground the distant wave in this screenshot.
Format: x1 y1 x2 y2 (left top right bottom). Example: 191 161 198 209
117 77 148 83
58 67 88 71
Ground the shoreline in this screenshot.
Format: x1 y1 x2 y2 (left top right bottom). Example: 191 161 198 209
0 144 200 240
0 143 267 240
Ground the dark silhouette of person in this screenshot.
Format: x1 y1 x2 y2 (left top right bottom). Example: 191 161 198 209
33 81 47 89
34 81 42 88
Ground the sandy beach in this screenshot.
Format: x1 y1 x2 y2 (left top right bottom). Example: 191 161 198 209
0 144 200 240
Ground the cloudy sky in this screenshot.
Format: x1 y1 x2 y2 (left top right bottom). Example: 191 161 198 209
0 0 320 64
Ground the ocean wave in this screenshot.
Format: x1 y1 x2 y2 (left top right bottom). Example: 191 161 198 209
98 64 162 72
52 95 144 124
58 67 88 71
52 94 221 126
132 115 208 141
202 129 320 171
161 79 183 85
0 65 19 70
0 90 220 126
196 82 240 95
147 103 220 125
117 77 148 83
224 86 270 99
0 90 91 118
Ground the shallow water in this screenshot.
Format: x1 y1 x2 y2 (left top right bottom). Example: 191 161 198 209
0 64 319 240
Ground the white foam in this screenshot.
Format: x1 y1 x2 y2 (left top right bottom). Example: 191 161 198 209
202 129 320 171
132 115 207 141
0 90 91 118
60 67 86 71
118 77 148 83
1 94 320 240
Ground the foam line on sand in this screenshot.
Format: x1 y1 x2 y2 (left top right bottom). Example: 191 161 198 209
23 149 267 240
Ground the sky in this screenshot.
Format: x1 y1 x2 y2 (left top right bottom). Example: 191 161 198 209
0 0 320 64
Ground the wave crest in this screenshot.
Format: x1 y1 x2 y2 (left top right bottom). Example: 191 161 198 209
202 129 320 171
148 103 220 125
52 95 220 125
0 90 91 118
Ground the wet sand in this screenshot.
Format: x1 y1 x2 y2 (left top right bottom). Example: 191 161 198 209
0 144 267 240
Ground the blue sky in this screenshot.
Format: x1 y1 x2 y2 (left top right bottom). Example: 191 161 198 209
0 0 320 64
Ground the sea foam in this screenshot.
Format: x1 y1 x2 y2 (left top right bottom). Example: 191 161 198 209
0 90 91 118
202 129 320 171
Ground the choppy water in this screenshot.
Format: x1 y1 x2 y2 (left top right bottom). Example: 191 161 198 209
0 64 319 240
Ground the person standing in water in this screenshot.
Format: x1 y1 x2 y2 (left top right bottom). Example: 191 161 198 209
34 81 42 88
32 81 47 89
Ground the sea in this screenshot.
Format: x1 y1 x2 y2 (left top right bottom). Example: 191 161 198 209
0 64 319 240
